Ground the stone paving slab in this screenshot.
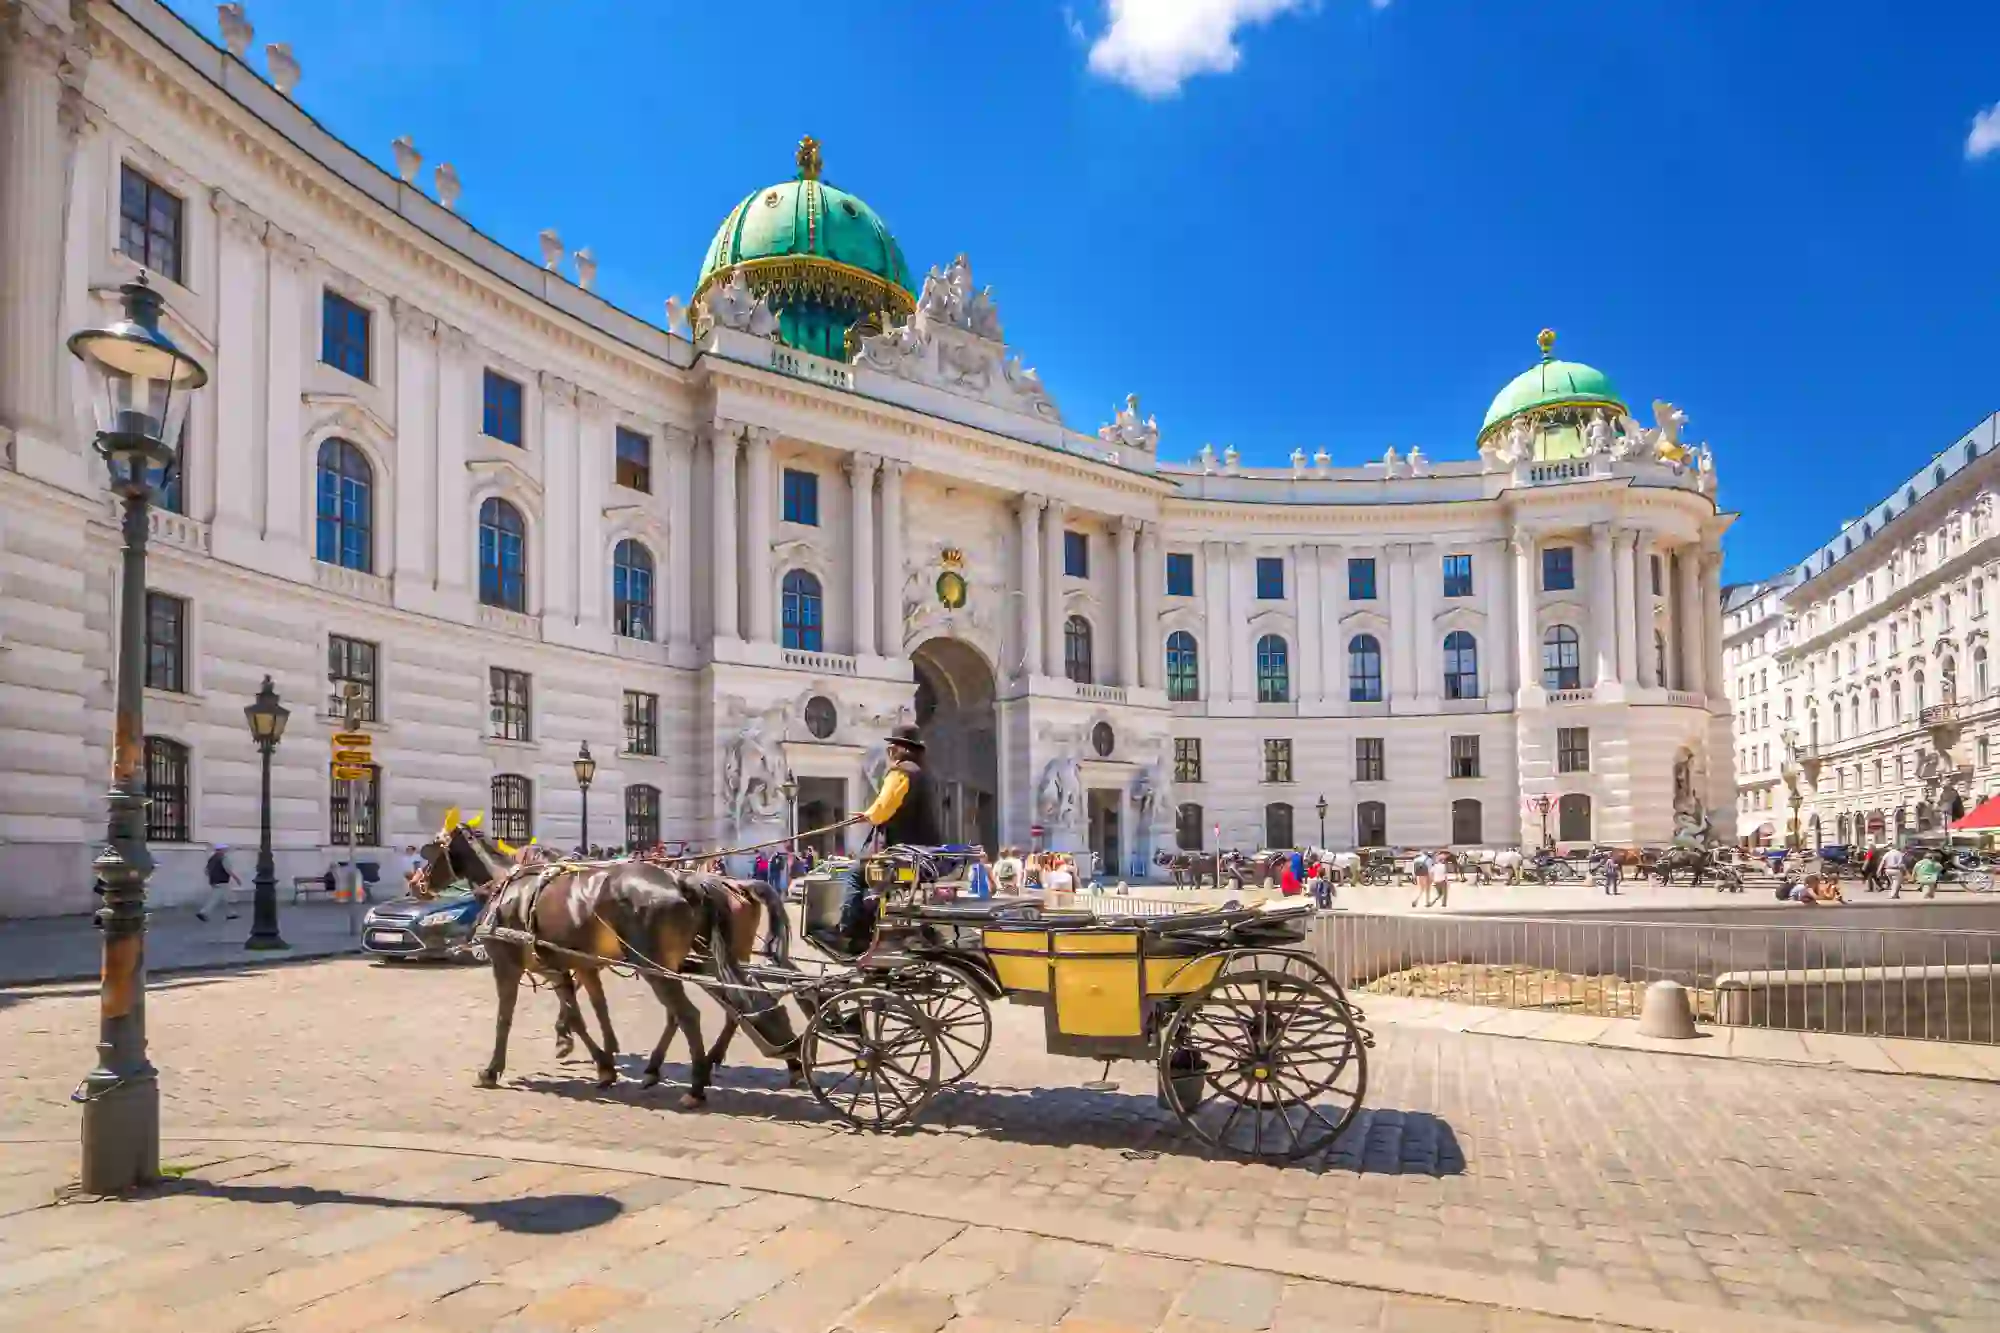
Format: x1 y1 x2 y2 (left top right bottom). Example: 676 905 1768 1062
0 901 366 986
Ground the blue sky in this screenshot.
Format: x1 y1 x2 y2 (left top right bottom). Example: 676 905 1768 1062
164 0 2000 582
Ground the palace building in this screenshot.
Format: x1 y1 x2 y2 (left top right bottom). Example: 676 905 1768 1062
0 0 1736 915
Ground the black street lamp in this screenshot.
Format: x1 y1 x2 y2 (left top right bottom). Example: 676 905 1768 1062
781 771 799 853
1315 794 1329 849
573 742 596 853
69 275 208 1194
243 677 291 951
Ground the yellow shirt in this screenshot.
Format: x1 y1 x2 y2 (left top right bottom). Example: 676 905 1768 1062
862 769 910 825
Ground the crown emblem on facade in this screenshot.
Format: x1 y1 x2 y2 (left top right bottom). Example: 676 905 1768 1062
940 547 965 568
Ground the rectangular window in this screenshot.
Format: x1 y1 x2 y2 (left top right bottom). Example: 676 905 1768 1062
1449 734 1480 779
1165 552 1195 598
1174 737 1202 784
1542 546 1575 591
144 591 186 692
625 784 661 850
1355 737 1385 783
781 468 819 525
320 290 371 380
1557 726 1591 774
1442 553 1474 598
615 427 652 492
1347 557 1377 601
144 738 191 843
327 635 378 723
489 667 531 741
1262 739 1293 785
1650 554 1663 595
1063 529 1089 578
1255 556 1285 600
330 765 381 846
482 370 524 445
623 689 659 756
118 165 183 283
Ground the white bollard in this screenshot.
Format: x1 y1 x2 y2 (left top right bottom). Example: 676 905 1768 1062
1637 980 1699 1039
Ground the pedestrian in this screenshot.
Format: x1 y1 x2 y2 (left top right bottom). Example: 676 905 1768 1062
1279 856 1303 897
402 844 425 887
1914 849 1943 899
1409 848 1434 908
1044 855 1076 896
992 846 1023 897
967 852 993 899
1858 844 1881 893
1882 843 1906 898
197 844 240 922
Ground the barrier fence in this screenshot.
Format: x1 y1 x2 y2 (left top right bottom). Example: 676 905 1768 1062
1309 912 2000 1045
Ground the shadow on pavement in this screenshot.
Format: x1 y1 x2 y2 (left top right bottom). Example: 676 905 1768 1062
152 1176 623 1233
513 1056 1466 1177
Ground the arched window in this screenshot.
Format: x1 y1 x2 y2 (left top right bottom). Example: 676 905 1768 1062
1265 802 1294 849
1942 657 1958 704
612 539 655 641
1976 647 1989 698
1355 800 1387 848
1654 629 1667 683
1064 615 1094 684
1870 689 1881 729
1557 792 1592 843
1915 670 1927 712
1976 580 1987 618
316 438 373 573
1542 625 1581 691
1175 802 1204 852
1443 630 1479 699
1348 634 1383 703
1891 680 1904 720
1450 798 1483 846
1255 634 1290 704
144 737 190 843
1831 701 1842 741
1165 631 1200 702
490 773 532 844
625 783 661 851
781 570 823 652
478 498 526 611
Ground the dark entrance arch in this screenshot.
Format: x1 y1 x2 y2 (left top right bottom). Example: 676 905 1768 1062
911 636 999 852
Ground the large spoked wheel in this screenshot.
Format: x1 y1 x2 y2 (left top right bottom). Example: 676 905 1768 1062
801 985 941 1132
1160 957 1368 1161
888 962 993 1083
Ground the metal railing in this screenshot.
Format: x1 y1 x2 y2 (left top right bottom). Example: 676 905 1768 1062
1312 912 2000 1045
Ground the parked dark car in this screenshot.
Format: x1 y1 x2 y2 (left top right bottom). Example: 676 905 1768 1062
361 889 486 962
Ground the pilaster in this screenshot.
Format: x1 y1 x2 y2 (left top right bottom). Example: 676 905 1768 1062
710 422 742 643
879 460 907 657
1042 497 1067 678
744 427 775 644
1589 521 1619 697
537 372 579 626
1015 493 1044 683
390 297 437 590
432 323 472 597
573 388 611 633
262 225 312 576
209 189 265 561
846 450 879 658
665 425 695 654
1115 516 1139 688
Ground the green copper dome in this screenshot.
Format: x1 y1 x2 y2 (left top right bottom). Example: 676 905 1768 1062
694 136 916 359
1480 330 1627 436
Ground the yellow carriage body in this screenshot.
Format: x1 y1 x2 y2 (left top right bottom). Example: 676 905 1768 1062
979 924 1225 1058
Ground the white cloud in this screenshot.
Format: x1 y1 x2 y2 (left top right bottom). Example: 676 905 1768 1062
1969 101 2000 161
1084 0 1320 98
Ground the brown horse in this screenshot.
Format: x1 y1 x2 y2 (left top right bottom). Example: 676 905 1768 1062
414 821 799 1107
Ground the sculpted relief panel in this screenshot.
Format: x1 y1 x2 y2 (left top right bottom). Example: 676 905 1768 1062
853 254 1062 425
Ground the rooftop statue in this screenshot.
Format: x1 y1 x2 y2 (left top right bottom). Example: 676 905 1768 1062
702 268 782 339
1098 394 1160 452
853 253 1060 423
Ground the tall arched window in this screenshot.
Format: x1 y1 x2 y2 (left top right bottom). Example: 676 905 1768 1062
316 438 373 572
144 737 190 843
1165 631 1200 702
1064 615 1094 684
1869 689 1881 729
490 773 532 844
1976 647 1989 698
1450 798 1483 846
1348 634 1383 703
478 498 526 611
781 570 823 652
1891 680 1903 720
1255 634 1290 704
1542 625 1581 691
1443 630 1479 699
612 539 655 641
1831 701 1842 741
1557 793 1592 842
625 783 661 850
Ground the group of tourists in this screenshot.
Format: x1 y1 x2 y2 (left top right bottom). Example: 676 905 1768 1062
1839 843 1944 899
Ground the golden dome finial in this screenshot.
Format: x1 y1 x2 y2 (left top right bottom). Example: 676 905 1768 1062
796 135 823 181
1537 328 1557 361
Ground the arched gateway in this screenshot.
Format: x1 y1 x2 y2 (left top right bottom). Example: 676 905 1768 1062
911 637 999 851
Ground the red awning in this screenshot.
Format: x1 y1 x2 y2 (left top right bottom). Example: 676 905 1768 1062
1950 795 2000 830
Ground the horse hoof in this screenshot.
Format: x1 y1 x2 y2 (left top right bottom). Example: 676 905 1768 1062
596 1070 618 1090
640 1071 660 1089
476 1071 499 1089
678 1091 707 1110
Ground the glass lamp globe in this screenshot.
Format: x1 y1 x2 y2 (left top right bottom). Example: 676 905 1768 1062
66 276 207 491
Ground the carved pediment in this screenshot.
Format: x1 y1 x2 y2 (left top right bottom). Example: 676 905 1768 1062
851 253 1063 425
303 391 395 445
466 455 541 499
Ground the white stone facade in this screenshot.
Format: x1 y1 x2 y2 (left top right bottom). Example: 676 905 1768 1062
0 0 1734 916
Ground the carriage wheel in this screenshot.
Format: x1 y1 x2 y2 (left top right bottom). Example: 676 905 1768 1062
888 962 993 1083
800 985 941 1132
1160 966 1368 1161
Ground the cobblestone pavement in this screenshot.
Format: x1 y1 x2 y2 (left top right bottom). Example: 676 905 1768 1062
5 958 2000 1329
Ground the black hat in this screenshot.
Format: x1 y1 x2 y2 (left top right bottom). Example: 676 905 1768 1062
888 723 926 751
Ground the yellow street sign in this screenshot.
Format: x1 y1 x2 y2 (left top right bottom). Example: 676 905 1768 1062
331 765 371 781
330 731 371 748
332 749 373 766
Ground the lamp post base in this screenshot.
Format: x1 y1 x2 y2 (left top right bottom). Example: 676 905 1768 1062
244 934 291 951
78 1068 160 1194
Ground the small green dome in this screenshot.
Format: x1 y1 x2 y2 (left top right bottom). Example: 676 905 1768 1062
694 137 916 359
1480 330 1626 436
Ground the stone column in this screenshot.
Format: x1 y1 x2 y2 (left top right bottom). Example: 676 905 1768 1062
878 460 906 658
263 227 313 554
210 191 265 538
1612 529 1639 686
710 424 740 641
743 428 775 643
538 374 578 622
1115 518 1139 688
1590 522 1618 689
1138 523 1163 690
1676 546 1703 693
1634 532 1658 689
1389 544 1417 702
1701 547 1727 701
1016 493 1044 678
1512 531 1539 698
0 9 69 449
433 325 472 593
1042 498 1067 678
666 426 694 649
1487 538 1514 695
390 298 437 586
847 451 879 658
1410 541 1436 705
1203 541 1232 700
574 390 610 630
1296 543 1323 704
1319 543 1345 703
1227 543 1253 701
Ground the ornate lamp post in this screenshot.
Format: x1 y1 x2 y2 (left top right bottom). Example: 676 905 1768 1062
573 742 596 853
243 676 291 951
69 275 208 1193
781 771 799 854
1525 793 1555 849
1315 794 1329 849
